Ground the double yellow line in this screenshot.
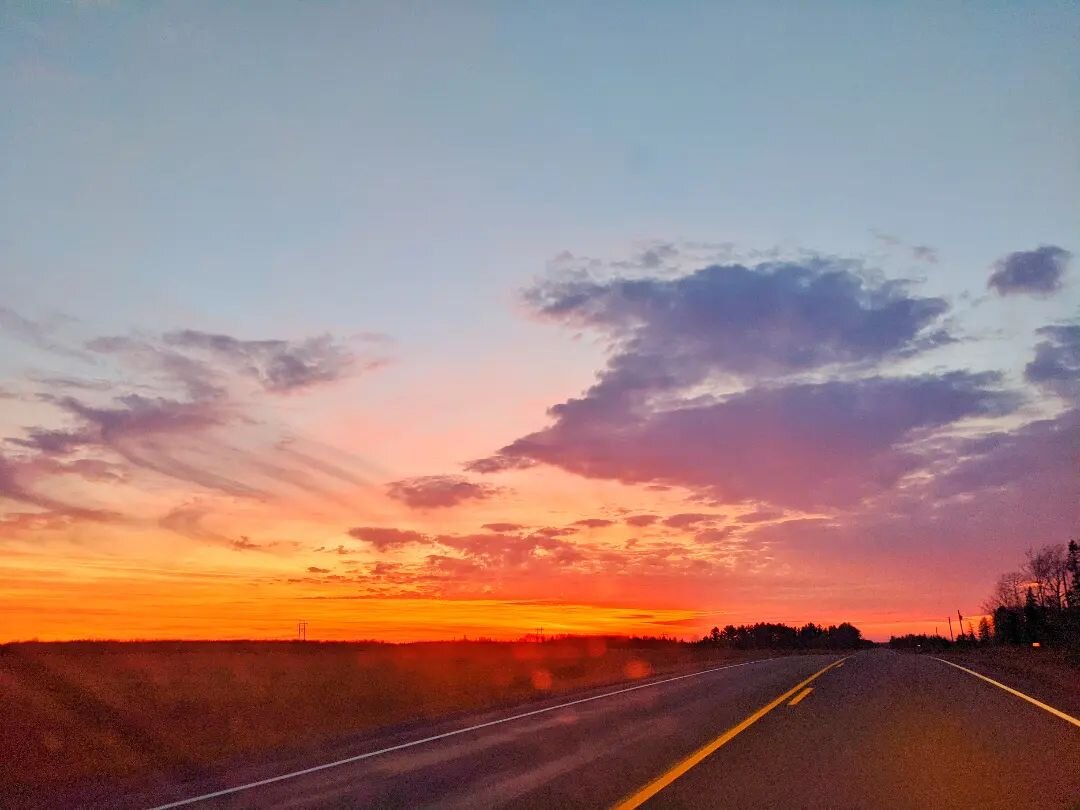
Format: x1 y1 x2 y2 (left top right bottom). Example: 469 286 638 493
613 656 849 809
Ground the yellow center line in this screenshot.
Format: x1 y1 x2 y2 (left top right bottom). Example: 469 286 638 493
929 657 1080 728
787 687 813 706
612 656 849 810
834 661 844 668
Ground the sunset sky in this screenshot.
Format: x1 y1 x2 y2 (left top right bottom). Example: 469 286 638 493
1 2 1077 642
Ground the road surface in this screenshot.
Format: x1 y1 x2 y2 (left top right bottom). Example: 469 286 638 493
119 650 1078 809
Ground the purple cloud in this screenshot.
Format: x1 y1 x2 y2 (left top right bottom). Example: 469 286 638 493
624 514 660 527
347 526 430 550
988 245 1071 296
524 258 951 391
1025 323 1080 401
476 373 1016 510
162 330 361 393
386 475 502 509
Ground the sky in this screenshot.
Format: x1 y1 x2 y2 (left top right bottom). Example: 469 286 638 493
1 1 1077 642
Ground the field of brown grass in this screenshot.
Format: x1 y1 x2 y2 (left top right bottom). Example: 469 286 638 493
0 638 768 805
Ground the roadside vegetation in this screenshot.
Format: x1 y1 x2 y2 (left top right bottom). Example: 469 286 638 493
888 540 1080 658
694 621 870 650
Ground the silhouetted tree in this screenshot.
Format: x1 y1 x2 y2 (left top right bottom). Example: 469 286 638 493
977 617 991 644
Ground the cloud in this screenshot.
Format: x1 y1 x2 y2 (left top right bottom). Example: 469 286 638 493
162 330 362 393
745 405 1079 596
0 307 93 362
159 504 265 550
481 522 525 532
624 514 660 527
1024 323 1080 401
0 454 119 523
988 245 1071 296
433 531 584 567
307 566 331 574
347 526 430 550
931 407 1079 501
571 517 615 528
44 394 268 498
694 527 739 544
661 513 719 529
476 372 1016 510
386 475 502 509
736 507 785 524
524 259 952 390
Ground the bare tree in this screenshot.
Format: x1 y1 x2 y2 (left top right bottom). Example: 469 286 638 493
982 570 1026 613
1024 545 1069 611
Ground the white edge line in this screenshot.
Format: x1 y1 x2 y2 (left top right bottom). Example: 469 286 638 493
930 656 1080 728
147 656 777 808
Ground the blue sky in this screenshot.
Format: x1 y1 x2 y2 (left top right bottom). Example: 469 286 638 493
3 1 1076 336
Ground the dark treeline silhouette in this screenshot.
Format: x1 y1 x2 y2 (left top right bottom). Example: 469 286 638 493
983 540 1080 649
889 540 1080 654
887 633 953 652
695 621 869 650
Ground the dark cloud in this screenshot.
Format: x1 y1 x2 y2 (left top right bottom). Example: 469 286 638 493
8 426 97 455
524 259 951 391
988 245 1071 296
932 407 1079 501
571 517 615 528
476 372 1016 510
464 455 536 474
347 526 430 550
307 566 331 574
1025 323 1080 401
386 475 502 509
162 330 360 393
624 514 660 527
481 522 525 532
746 406 1079 595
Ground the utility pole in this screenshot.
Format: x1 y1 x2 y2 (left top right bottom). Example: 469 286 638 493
298 620 307 641
957 610 964 640
947 616 954 641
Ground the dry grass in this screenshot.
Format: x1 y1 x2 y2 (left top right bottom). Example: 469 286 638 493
0 638 763 803
939 646 1080 718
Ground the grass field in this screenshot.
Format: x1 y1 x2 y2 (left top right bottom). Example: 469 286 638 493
0 637 766 804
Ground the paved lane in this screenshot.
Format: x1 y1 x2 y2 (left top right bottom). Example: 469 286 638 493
124 650 1079 810
640 649 1080 809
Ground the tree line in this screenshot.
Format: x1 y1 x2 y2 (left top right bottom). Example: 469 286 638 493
982 541 1080 648
889 540 1080 653
695 621 868 650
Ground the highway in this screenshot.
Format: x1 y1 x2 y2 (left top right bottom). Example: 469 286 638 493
125 650 1079 810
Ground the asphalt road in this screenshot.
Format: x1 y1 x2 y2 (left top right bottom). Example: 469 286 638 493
128 650 1079 810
